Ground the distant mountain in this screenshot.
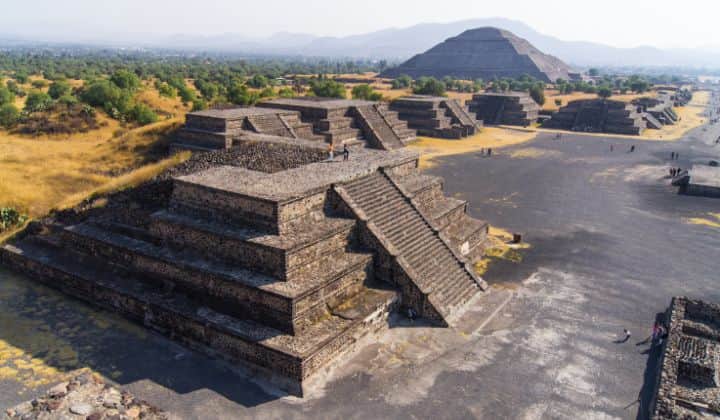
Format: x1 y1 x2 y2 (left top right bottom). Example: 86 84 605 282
3 18 720 68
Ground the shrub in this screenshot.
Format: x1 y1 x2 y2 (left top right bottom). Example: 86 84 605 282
351 84 382 101
156 82 177 98
0 86 15 106
13 71 29 84
247 74 270 89
0 104 20 128
24 91 53 113
391 74 413 89
48 80 72 99
413 77 446 96
309 79 346 98
110 69 141 91
57 94 79 107
529 85 545 106
597 86 613 99
81 80 122 108
31 80 48 89
130 103 159 125
191 98 207 112
0 207 27 231
554 99 563 107
278 87 295 98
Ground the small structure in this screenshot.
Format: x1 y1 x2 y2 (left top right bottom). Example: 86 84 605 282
633 96 679 126
259 97 416 149
651 297 720 418
466 92 540 126
672 166 720 198
390 95 482 139
542 99 647 135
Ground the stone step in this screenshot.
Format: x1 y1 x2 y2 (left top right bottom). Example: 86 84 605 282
59 223 377 335
0 240 397 397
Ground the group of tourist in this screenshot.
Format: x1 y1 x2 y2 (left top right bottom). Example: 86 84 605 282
328 143 350 162
479 148 493 157
669 167 684 177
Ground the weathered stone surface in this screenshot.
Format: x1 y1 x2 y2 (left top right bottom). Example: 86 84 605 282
543 99 647 135
381 27 572 82
651 297 720 419
466 92 540 126
5 371 168 420
391 95 482 139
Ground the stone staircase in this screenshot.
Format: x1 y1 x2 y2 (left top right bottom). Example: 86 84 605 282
246 114 295 138
354 106 405 150
375 104 417 144
334 171 484 326
444 99 478 128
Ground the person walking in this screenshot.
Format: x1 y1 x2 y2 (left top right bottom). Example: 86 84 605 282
675 152 679 161
671 152 675 160
487 148 493 157
610 144 614 152
630 145 636 153
327 142 334 161
343 144 350 161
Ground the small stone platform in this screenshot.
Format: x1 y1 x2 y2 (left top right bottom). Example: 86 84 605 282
543 99 647 135
673 166 720 198
466 92 540 126
390 95 482 139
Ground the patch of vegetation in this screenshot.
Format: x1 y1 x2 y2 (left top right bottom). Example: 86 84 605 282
351 84 382 101
413 77 446 96
0 207 27 232
14 103 101 136
309 78 346 98
391 74 412 89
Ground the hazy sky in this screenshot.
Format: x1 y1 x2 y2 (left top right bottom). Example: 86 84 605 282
1 0 715 49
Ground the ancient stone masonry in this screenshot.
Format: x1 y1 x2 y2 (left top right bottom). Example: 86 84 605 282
381 27 572 82
390 95 482 139
633 96 679 127
651 297 720 419
542 99 647 135
673 166 720 199
466 92 540 127
0 104 489 395
258 97 416 150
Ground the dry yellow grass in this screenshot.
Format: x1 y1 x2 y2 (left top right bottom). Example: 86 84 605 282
0 117 185 220
474 226 530 276
543 90 653 111
408 127 537 168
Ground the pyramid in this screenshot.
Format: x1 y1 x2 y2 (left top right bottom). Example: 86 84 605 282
382 27 572 82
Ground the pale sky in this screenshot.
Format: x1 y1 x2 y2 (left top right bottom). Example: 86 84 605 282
1 0 716 49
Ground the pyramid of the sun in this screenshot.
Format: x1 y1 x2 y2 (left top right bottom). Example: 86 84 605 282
382 27 572 82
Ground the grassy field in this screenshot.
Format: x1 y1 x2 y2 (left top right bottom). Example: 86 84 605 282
542 90 654 111
407 127 537 168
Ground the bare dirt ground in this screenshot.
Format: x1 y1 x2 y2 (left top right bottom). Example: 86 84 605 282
1 100 720 419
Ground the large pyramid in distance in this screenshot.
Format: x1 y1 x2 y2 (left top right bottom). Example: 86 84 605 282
381 27 572 82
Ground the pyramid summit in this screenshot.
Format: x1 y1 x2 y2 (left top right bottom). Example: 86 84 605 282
382 27 572 82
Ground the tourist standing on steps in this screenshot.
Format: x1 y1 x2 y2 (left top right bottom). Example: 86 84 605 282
327 143 334 161
343 144 350 161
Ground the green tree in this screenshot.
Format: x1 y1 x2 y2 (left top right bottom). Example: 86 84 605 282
247 74 270 89
412 77 446 96
31 80 48 89
529 84 545 106
597 86 613 99
278 87 295 98
24 91 53 112
57 94 79 107
351 84 382 101
6 80 25 97
191 98 207 112
110 69 141 91
155 82 176 98
194 79 219 100
0 86 15 106
309 79 346 98
13 71 29 84
0 104 20 128
588 68 600 77
81 80 122 107
48 80 72 99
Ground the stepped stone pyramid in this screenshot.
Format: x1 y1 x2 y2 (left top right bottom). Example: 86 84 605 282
390 95 482 138
466 92 540 126
1 98 490 396
543 99 647 135
381 27 572 82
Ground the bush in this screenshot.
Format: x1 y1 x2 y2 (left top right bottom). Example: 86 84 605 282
191 98 207 112
0 86 15 106
194 79 219 100
391 74 413 89
81 80 122 108
31 80 48 89
247 74 270 89
0 207 27 231
129 103 159 125
227 82 260 105
57 94 79 107
0 104 20 128
412 77 446 96
13 71 29 84
351 84 382 101
6 80 25 97
24 91 53 113
110 69 141 91
554 99 563 107
309 79 346 98
529 85 545 106
597 86 613 99
278 87 295 98
156 82 176 98
48 80 72 99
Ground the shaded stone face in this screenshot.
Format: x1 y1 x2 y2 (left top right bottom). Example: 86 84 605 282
381 27 572 82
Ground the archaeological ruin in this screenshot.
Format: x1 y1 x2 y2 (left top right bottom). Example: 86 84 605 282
0 97 490 396
390 95 482 139
651 297 720 418
381 27 572 82
633 95 679 127
542 99 647 135
672 166 720 199
466 92 541 127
